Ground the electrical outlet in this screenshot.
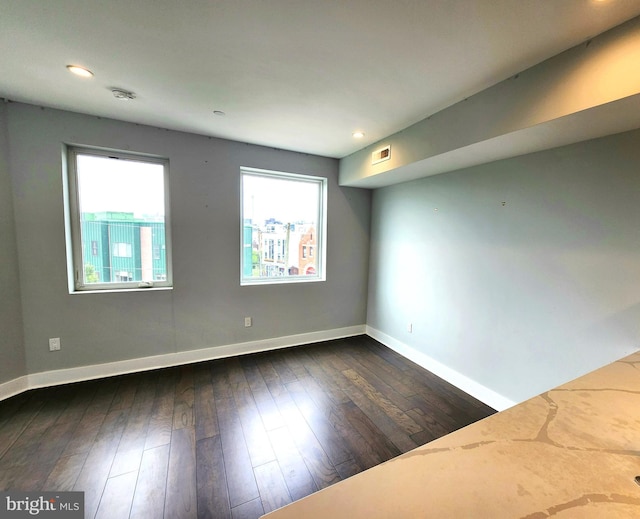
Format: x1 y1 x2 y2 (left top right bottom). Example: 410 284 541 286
407 323 413 333
49 337 61 351
244 317 252 327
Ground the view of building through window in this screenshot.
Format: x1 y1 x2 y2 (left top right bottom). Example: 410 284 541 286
68 149 171 290
241 168 326 284
80 211 167 284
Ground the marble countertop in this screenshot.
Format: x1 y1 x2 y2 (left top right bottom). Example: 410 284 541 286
262 351 640 518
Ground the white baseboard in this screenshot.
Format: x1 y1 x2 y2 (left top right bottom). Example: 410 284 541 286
1 325 518 412
0 375 29 401
366 326 517 412
0 325 366 401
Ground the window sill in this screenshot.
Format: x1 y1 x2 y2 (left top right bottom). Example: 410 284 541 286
70 286 173 295
241 277 325 287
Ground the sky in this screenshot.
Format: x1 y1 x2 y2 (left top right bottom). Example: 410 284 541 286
77 154 165 216
242 172 320 225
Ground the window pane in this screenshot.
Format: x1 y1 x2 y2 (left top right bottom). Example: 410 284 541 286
241 168 326 284
70 150 170 289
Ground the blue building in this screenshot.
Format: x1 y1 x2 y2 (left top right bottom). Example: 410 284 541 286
81 212 167 283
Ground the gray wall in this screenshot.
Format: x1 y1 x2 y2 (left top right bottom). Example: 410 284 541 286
0 102 26 384
368 129 640 403
7 103 370 375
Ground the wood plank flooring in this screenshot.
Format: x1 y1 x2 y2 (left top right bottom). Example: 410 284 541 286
0 335 495 518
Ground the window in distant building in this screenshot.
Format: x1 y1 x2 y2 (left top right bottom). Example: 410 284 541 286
241 167 327 285
115 271 133 282
112 242 132 258
65 146 172 292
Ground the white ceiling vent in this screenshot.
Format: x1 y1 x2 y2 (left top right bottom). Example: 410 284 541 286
372 145 391 165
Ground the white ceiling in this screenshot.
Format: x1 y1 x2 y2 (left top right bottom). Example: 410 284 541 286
1 0 640 159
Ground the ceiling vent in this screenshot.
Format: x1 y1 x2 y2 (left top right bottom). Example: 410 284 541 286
372 145 391 165
111 88 136 101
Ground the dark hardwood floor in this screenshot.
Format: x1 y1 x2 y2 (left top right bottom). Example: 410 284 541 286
0 335 495 518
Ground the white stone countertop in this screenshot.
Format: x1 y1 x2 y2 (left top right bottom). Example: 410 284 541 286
262 351 640 518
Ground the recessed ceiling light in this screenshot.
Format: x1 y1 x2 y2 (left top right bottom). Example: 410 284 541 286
66 65 93 78
352 131 365 138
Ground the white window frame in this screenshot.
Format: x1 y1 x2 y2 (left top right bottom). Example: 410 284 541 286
240 166 327 286
64 145 173 292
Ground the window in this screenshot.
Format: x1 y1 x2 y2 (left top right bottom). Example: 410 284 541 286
65 146 172 291
112 242 132 258
241 167 327 285
115 271 133 282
